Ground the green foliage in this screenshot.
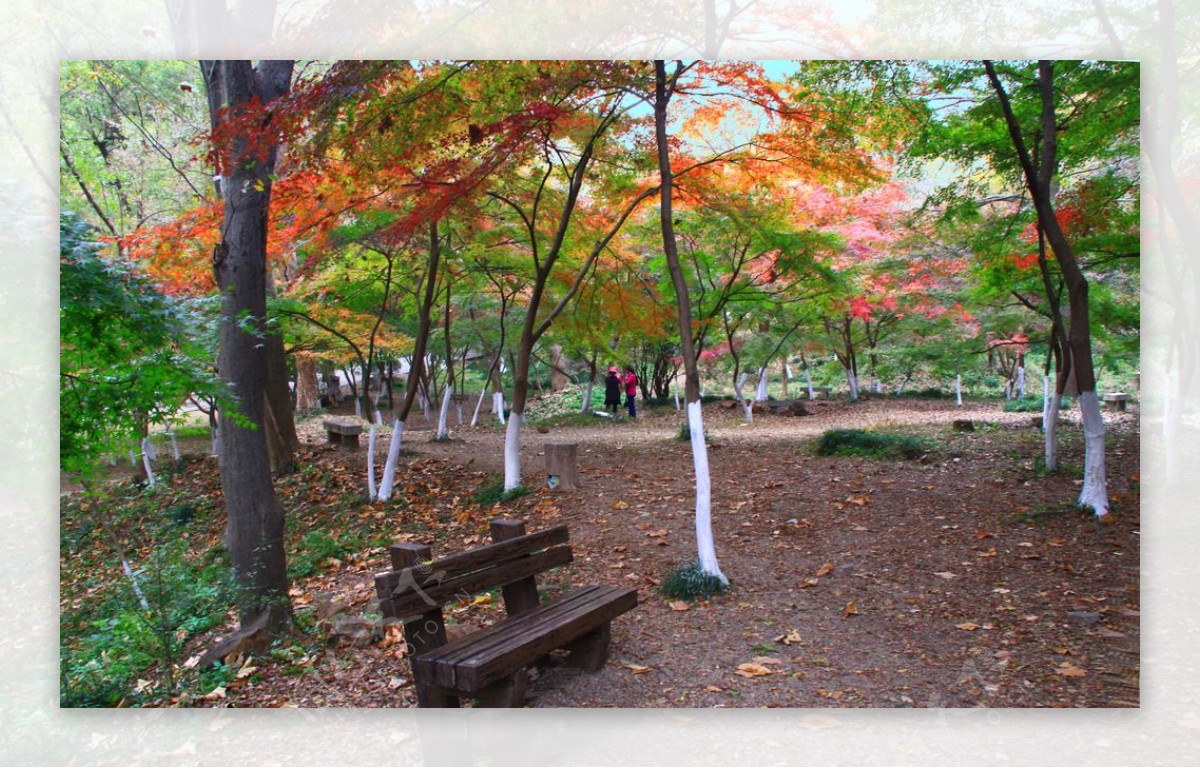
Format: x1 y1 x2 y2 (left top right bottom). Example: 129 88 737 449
473 477 532 505
287 529 363 579
660 561 730 601
1003 395 1073 413
59 536 233 707
60 212 224 479
815 428 931 460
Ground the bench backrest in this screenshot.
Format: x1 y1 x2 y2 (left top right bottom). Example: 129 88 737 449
374 519 571 620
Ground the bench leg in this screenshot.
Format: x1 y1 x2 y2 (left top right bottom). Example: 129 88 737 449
475 669 528 707
564 624 612 673
416 682 460 708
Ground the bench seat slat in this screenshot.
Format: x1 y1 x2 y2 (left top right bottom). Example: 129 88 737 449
421 587 607 685
376 545 573 619
416 585 638 692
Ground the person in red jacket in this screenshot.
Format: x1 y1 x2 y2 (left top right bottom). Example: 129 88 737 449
622 366 639 419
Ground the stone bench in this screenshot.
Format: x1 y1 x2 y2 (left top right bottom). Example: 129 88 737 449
1102 392 1130 412
808 386 831 400
323 418 363 449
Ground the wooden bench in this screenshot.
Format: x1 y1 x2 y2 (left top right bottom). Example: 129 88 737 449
374 519 638 707
809 386 831 400
1102 392 1130 412
323 418 362 449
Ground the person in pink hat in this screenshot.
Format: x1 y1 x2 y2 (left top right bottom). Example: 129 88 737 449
604 366 622 415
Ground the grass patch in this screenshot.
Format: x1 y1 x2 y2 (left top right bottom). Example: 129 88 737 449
473 476 533 505
661 561 730 601
531 410 612 429
815 428 931 460
287 529 364 579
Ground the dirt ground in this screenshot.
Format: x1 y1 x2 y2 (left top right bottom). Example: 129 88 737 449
192 395 1138 709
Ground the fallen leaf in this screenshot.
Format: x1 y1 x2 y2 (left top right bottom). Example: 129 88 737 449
934 571 957 580
799 578 820 588
647 530 669 538
624 663 652 674
751 656 785 666
669 600 690 611
956 622 980 631
817 688 845 699
1055 662 1087 677
815 563 834 577
734 663 774 678
843 601 858 617
611 500 629 510
704 685 723 693
773 629 803 645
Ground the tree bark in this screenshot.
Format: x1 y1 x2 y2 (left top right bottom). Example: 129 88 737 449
656 60 726 585
295 356 320 412
203 59 294 631
986 60 1107 517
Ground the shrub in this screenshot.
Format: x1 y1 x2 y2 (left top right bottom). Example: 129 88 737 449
1003 395 1073 413
815 428 930 460
661 561 730 601
473 476 532 505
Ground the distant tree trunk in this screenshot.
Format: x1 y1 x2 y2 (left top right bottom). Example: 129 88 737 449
657 60 726 586
203 58 294 631
295 356 320 412
550 344 569 392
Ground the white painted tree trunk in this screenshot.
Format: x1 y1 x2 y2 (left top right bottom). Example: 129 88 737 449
846 369 859 402
212 426 221 457
1076 390 1109 517
168 432 180 461
471 388 486 426
436 386 452 440
955 374 963 407
366 423 378 499
122 557 151 611
734 372 753 423
354 398 363 419
755 367 769 402
673 383 680 412
688 401 728 584
581 381 594 413
503 412 523 491
805 368 814 400
493 391 506 425
1004 380 1012 400
376 419 406 501
873 379 882 394
140 437 156 489
1017 365 1026 397
1041 374 1051 431
1043 386 1060 472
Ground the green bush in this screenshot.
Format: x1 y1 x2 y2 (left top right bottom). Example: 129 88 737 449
59 541 233 707
661 561 730 601
815 428 931 460
1003 395 1073 413
473 476 532 505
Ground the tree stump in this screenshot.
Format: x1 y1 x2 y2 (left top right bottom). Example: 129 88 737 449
545 443 581 490
952 419 975 432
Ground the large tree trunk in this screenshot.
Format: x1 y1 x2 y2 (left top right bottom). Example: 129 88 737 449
377 220 441 501
988 60 1107 517
204 59 294 631
656 60 726 585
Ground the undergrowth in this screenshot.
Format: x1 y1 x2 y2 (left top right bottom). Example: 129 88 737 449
474 476 532 505
661 561 730 601
815 428 931 460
